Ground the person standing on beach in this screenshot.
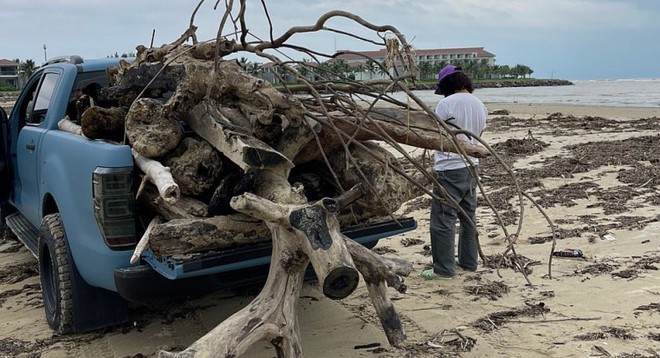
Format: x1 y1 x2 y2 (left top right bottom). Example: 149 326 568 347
421 65 488 280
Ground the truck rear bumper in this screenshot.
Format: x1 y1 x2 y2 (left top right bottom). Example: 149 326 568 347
114 217 416 302
114 263 271 302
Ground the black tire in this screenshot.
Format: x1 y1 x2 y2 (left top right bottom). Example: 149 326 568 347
38 213 74 334
0 224 12 244
1 205 16 244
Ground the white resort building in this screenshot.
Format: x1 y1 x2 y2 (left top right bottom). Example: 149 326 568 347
334 47 496 81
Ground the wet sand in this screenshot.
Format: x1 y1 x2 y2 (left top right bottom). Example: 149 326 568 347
1 103 658 357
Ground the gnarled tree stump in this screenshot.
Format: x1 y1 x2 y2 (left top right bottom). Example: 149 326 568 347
158 185 408 357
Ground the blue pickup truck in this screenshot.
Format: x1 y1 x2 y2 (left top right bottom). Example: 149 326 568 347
0 56 416 334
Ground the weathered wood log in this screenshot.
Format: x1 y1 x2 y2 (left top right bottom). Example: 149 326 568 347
148 214 271 258
130 216 162 264
57 116 83 135
328 141 413 218
101 62 185 107
380 256 413 277
233 192 360 299
139 185 208 220
126 98 183 158
131 148 180 205
187 101 293 171
295 108 490 164
163 137 225 196
344 238 408 347
80 105 127 142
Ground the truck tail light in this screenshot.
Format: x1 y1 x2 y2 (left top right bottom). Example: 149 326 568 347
93 167 136 248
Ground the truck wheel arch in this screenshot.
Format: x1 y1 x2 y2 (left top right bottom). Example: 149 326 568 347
41 193 59 218
38 213 75 334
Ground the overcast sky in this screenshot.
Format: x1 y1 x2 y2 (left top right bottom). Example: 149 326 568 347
2 0 659 80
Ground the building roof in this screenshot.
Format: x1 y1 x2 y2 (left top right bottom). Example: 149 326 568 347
0 59 19 67
335 47 495 61
413 47 495 57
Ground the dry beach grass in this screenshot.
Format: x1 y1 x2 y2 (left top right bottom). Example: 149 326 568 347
0 101 658 357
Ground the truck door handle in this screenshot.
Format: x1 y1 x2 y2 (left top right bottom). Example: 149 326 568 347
26 143 36 150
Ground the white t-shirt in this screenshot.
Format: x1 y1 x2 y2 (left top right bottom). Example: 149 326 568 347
433 92 488 171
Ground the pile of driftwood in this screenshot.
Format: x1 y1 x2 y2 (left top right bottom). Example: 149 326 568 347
59 50 485 261
57 4 495 357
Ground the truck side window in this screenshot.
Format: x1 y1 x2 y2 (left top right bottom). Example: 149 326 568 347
28 73 60 125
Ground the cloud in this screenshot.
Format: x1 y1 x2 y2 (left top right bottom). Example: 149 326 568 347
415 0 651 30
2 0 658 79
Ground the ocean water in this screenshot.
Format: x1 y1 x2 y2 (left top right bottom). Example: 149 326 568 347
401 78 660 108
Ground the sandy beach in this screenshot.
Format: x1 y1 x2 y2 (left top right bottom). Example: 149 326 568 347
1 102 658 357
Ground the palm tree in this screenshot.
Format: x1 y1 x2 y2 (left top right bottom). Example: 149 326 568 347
377 60 389 78
417 61 433 81
489 64 502 79
331 59 351 79
246 62 262 76
353 63 365 81
364 60 378 80
296 59 315 82
274 64 289 83
477 59 490 79
314 61 333 81
512 64 527 79
18 59 37 82
462 60 479 79
499 65 511 78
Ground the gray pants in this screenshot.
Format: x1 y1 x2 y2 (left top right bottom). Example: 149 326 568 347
430 167 478 276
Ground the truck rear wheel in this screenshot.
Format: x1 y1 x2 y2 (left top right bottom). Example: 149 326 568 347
38 213 74 334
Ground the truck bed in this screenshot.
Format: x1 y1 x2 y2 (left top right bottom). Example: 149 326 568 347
114 217 416 302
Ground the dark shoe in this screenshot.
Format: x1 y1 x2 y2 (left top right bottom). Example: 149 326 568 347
457 262 477 272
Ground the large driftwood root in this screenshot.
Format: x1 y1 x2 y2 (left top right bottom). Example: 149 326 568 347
126 98 183 158
163 137 225 196
157 185 405 358
114 51 314 165
156 184 410 357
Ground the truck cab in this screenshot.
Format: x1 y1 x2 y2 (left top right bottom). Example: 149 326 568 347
0 56 417 334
